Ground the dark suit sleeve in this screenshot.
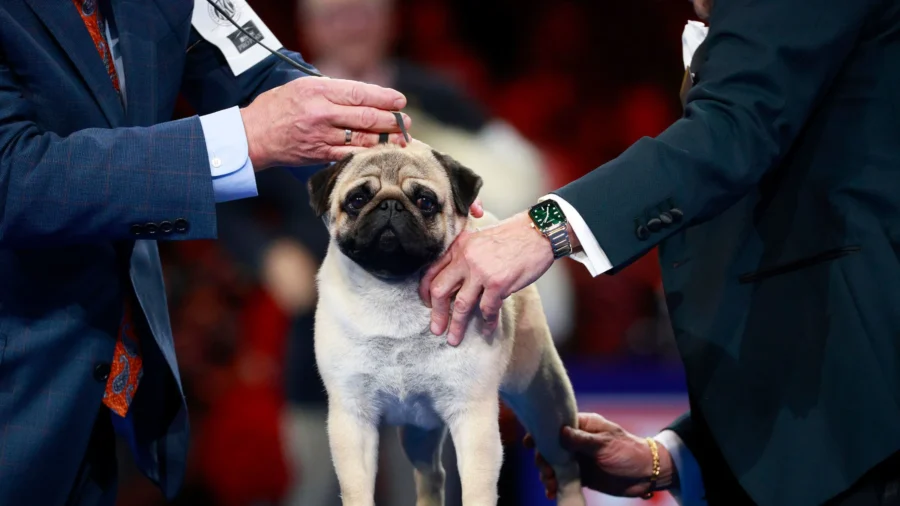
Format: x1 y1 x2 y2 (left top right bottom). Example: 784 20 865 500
554 0 875 269
0 55 216 248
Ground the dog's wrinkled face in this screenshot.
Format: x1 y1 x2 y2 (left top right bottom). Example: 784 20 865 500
308 143 482 281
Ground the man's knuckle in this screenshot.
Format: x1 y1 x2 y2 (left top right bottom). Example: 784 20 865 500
597 433 616 445
468 266 485 281
432 284 452 300
348 85 364 106
453 297 471 313
359 108 378 130
486 278 504 292
306 107 328 126
351 131 369 146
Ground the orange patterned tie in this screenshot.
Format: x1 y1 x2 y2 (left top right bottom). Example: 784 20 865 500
73 0 142 416
104 299 144 416
72 0 121 96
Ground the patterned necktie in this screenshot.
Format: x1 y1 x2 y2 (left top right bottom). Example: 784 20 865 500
72 0 121 97
72 0 142 416
105 297 144 416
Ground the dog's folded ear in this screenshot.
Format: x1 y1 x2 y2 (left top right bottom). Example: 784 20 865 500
431 150 483 216
308 154 355 217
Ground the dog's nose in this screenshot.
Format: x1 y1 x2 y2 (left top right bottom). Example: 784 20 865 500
379 199 405 212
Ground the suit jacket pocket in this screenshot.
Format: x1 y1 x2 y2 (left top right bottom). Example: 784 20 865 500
738 246 861 284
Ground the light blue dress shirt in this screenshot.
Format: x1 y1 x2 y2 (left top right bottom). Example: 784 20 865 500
199 107 259 202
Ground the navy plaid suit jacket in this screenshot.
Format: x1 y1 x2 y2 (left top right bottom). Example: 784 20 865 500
0 1 313 503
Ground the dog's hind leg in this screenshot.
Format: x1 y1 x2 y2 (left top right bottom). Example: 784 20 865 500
399 424 449 506
327 397 380 506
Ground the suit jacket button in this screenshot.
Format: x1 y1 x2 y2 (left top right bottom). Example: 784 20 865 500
130 224 143 236
144 222 159 235
635 224 650 240
647 218 663 232
159 221 174 234
670 208 684 223
94 363 111 382
174 218 189 233
659 212 673 226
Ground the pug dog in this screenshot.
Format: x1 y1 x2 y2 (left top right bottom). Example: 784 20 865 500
307 142 585 506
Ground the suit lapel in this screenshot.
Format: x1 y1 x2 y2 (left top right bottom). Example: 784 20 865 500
112 0 158 127
23 0 124 127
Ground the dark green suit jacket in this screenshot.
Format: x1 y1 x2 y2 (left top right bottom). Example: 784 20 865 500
554 0 900 505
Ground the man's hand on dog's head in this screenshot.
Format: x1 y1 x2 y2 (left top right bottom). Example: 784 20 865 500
240 77 411 170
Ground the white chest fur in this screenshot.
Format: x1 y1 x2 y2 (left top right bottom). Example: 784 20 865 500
314 246 511 429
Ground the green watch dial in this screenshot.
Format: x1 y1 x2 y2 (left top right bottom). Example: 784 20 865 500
529 201 566 231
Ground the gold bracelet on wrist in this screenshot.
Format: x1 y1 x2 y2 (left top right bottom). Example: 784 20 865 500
642 437 661 500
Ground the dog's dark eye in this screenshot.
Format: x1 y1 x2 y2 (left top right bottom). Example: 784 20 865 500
346 193 369 211
416 196 436 213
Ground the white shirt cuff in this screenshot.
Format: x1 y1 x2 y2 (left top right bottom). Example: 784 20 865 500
199 107 258 203
655 430 708 506
539 194 613 277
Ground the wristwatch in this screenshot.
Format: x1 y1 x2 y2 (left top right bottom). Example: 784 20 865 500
528 200 573 259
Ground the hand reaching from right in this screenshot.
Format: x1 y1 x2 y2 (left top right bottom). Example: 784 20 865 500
524 413 677 500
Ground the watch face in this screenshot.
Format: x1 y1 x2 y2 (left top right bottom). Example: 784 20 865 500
530 201 565 229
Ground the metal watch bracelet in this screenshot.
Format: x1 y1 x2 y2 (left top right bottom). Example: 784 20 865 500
544 223 573 259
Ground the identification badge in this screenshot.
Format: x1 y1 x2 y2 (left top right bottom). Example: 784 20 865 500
192 0 283 76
